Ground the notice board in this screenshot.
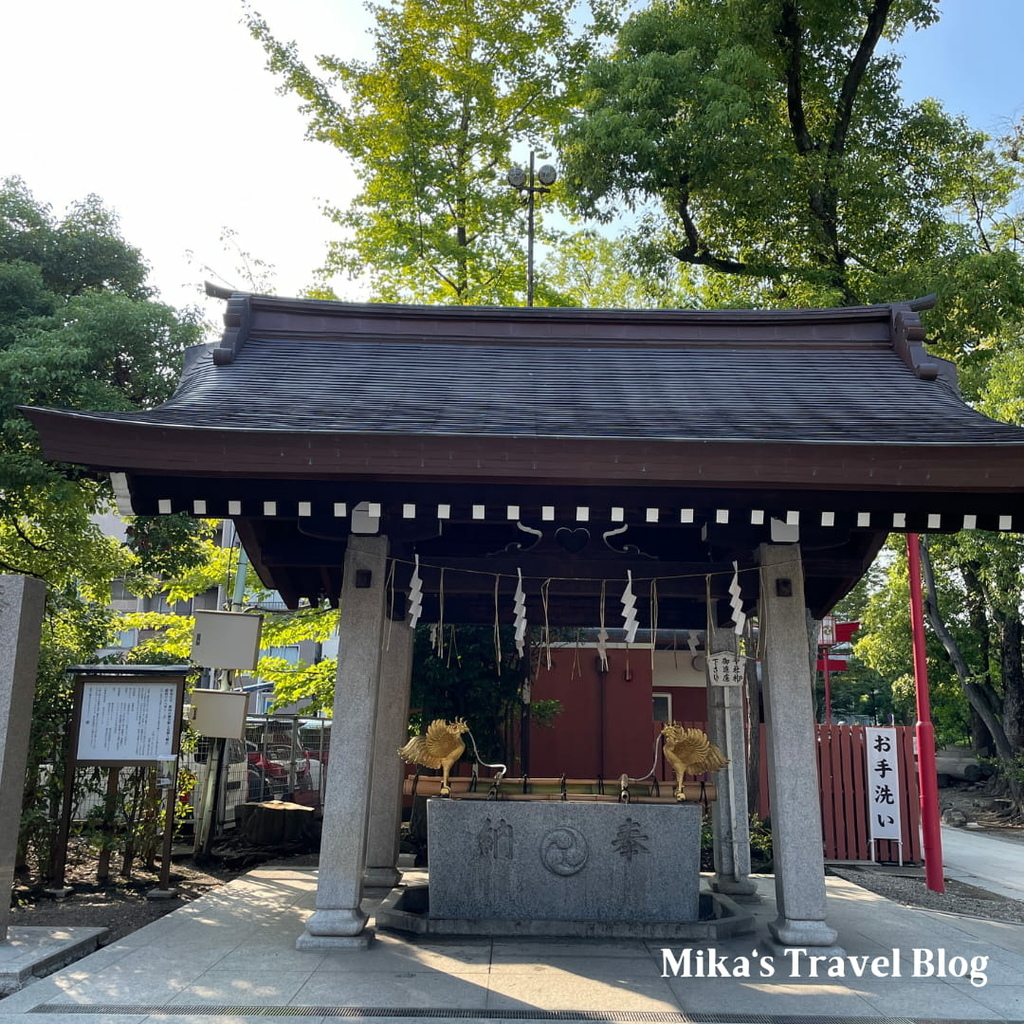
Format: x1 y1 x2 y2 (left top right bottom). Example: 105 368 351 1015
73 676 184 766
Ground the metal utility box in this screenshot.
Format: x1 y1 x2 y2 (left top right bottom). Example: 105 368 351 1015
191 610 262 670
189 689 249 740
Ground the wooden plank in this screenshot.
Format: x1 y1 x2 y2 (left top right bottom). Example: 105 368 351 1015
838 726 859 859
900 729 923 862
817 725 837 859
850 727 870 860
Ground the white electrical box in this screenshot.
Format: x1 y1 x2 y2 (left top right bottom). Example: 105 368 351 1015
191 610 262 669
189 689 249 739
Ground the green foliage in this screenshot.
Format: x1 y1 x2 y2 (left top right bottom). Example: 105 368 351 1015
246 0 621 304
0 177 203 589
700 812 772 871
560 0 1024 323
856 540 969 745
538 230 700 308
1 179 206 878
125 516 218 587
529 698 564 728
410 625 526 766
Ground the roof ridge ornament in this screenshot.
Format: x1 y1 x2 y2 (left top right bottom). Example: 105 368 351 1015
212 294 252 366
890 297 958 393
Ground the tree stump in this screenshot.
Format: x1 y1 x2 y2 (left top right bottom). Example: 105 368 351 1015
238 800 316 846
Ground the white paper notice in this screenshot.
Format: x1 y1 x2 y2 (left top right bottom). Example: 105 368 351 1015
865 726 901 841
77 681 179 763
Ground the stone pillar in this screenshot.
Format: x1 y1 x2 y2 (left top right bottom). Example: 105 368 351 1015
1 576 46 941
363 622 414 888
298 535 388 950
705 621 756 896
758 543 838 947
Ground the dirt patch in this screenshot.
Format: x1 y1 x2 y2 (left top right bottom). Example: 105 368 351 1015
937 779 1024 839
7 855 243 945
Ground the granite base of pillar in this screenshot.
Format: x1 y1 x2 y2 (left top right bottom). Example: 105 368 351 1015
711 874 759 897
296 930 374 950
768 915 839 947
363 866 401 888
297 909 373 949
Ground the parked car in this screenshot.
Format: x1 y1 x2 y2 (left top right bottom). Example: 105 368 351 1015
245 740 311 799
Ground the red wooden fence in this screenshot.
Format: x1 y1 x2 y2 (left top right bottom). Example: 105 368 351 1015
758 724 921 863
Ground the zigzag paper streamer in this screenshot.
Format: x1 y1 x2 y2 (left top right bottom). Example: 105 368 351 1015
596 580 609 672
729 561 746 637
513 568 527 658
621 570 639 644
407 554 423 629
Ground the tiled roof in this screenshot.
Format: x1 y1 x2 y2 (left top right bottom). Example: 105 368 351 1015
60 296 1024 447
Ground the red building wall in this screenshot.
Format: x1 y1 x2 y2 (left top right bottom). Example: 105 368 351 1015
527 647 708 781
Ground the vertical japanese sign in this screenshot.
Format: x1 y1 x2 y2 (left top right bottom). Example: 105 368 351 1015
707 652 745 686
866 727 901 841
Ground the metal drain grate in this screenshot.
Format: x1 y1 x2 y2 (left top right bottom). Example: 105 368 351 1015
28 1007 993 1024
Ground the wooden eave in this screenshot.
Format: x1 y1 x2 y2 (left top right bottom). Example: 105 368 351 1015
23 407 1024 500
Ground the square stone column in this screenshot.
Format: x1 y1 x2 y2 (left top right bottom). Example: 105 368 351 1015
364 621 414 888
1 576 46 940
758 543 837 947
705 621 756 896
298 535 388 950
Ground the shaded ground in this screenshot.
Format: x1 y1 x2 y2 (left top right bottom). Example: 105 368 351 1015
7 855 242 944
8 782 1023 944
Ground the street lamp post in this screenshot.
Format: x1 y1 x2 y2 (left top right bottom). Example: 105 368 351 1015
508 151 557 307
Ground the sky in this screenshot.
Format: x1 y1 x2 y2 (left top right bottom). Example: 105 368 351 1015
2 0 1023 322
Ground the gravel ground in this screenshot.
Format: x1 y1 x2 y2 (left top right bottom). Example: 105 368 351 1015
829 864 1024 924
831 782 1024 924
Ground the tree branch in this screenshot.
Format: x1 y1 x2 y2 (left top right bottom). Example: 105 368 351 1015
5 515 50 553
776 0 816 154
830 0 892 159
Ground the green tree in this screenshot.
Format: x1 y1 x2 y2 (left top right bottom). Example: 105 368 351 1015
1 178 206 876
410 625 526 769
538 231 699 308
560 0 1024 334
245 0 620 304
0 177 206 592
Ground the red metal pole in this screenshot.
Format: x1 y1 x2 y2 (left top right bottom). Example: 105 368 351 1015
906 533 945 893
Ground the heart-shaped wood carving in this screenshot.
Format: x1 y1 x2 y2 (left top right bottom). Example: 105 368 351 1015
555 527 590 553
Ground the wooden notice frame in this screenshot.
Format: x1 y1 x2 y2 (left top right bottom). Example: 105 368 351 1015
71 670 186 768
53 666 190 892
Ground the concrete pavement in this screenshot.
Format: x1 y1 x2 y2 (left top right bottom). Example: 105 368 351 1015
1 865 1023 1023
941 824 1024 902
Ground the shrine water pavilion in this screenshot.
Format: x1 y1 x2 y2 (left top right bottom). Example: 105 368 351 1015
26 293 1024 949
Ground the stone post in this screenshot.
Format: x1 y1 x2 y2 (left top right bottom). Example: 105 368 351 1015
705 620 756 896
758 543 838 947
364 621 414 888
1 576 46 941
298 535 388 950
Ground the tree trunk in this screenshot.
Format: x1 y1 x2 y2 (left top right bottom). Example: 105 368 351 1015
919 541 1015 760
1000 615 1024 751
969 705 995 758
